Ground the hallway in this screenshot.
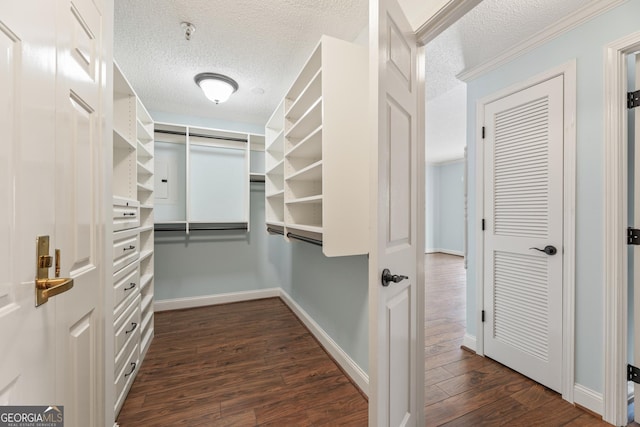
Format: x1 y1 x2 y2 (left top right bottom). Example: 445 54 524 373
424 253 607 425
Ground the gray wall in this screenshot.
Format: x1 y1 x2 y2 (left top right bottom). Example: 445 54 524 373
426 160 465 254
465 1 640 394
152 112 369 373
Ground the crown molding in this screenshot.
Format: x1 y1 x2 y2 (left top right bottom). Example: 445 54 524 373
415 0 482 46
457 0 626 82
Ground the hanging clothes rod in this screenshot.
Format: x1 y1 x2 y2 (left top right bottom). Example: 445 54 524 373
155 128 248 143
287 232 323 247
267 227 284 236
155 224 248 232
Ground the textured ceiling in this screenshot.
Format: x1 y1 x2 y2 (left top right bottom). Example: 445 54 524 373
115 0 600 138
425 0 595 100
114 0 368 127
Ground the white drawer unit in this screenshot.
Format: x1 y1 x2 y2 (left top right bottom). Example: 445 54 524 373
114 294 141 362
113 260 140 314
113 228 139 272
113 197 140 231
111 62 155 422
114 343 139 415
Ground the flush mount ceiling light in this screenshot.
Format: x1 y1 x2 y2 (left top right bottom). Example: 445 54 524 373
194 73 238 104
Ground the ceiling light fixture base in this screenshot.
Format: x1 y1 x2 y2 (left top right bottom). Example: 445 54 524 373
194 72 239 104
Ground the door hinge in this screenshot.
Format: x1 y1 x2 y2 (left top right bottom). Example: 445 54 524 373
628 227 640 245
482 126 486 139
481 310 485 322
482 219 486 231
628 90 640 109
629 364 640 383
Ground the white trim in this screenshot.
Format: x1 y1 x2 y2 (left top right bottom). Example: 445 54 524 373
426 248 464 257
603 30 640 426
574 384 604 417
475 60 577 401
457 0 625 82
153 288 281 312
575 384 604 416
415 0 482 46
462 333 477 352
279 290 370 395
426 157 465 166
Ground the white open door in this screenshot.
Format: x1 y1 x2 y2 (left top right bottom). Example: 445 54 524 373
54 0 106 424
0 0 58 407
369 0 423 425
0 0 107 424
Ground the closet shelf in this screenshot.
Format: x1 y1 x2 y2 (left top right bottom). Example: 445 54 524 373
285 98 322 141
286 160 322 182
137 141 153 159
288 224 323 234
286 195 323 205
136 119 153 142
286 126 322 158
137 182 153 192
137 161 152 176
114 129 136 151
138 225 154 233
140 273 153 291
141 293 153 314
266 159 284 175
286 69 322 122
266 190 285 198
139 249 153 262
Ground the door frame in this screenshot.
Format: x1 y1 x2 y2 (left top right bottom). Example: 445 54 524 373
602 30 640 426
474 60 577 402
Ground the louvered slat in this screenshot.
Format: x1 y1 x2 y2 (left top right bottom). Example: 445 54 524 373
493 251 549 361
493 96 550 238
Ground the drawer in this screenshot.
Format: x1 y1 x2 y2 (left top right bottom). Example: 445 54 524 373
113 260 139 314
113 197 139 231
113 228 139 272
114 294 141 361
114 343 139 416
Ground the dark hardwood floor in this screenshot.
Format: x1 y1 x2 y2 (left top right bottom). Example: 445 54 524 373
424 253 609 426
118 253 615 426
116 298 368 426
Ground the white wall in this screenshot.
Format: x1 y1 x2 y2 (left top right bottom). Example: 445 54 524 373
426 160 465 255
152 112 369 374
465 1 640 394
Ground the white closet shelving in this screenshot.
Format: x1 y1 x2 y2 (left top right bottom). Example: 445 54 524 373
265 100 285 228
154 123 260 232
266 35 368 257
111 62 154 417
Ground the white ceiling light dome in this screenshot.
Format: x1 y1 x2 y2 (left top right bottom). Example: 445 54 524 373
194 72 239 104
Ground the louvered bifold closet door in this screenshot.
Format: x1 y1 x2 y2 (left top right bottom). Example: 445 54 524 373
483 75 564 393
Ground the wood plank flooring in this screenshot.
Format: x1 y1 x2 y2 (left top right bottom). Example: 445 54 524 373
119 253 615 426
424 253 609 426
116 298 368 426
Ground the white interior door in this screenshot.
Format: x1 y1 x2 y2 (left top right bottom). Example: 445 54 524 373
0 0 58 407
483 75 564 392
54 0 105 424
369 0 422 425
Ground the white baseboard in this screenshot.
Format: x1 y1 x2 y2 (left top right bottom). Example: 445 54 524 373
574 384 603 416
462 333 477 352
279 289 369 396
425 248 464 257
154 288 281 312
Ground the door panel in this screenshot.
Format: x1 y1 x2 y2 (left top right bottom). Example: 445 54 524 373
370 0 421 424
483 75 563 392
55 0 104 424
0 0 57 406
